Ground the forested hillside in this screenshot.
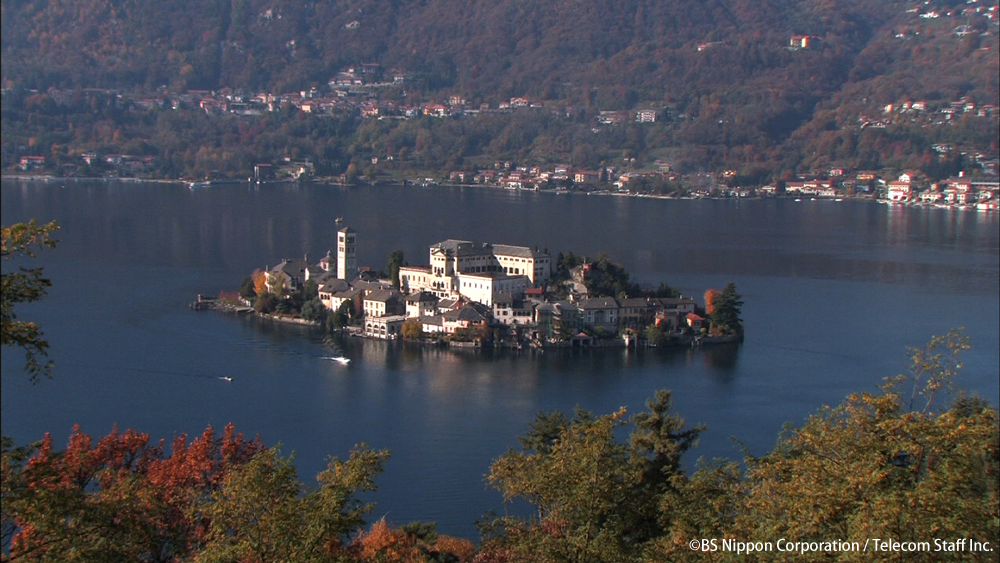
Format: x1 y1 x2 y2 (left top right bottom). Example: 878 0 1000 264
2 0 997 178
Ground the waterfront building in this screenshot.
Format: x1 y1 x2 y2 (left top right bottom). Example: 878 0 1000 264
493 292 536 326
577 297 621 332
364 315 407 339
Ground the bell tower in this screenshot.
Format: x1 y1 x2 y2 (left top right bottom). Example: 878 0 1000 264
337 226 357 280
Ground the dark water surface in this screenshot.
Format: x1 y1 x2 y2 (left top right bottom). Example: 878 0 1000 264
2 180 998 538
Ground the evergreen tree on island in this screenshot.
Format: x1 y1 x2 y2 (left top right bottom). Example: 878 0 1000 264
709 282 744 337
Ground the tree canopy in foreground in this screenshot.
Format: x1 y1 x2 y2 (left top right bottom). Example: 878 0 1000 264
1 220 59 382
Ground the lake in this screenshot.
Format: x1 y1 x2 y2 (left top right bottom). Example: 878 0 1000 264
2 179 998 539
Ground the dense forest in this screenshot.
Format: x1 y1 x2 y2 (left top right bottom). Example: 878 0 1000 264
1 0 998 178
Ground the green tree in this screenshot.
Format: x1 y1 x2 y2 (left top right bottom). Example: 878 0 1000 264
330 299 356 330
708 282 743 336
238 275 256 300
484 394 704 562
486 407 641 562
387 250 405 289
644 323 667 346
728 331 997 562
1 220 59 382
198 445 389 563
254 293 278 314
304 279 319 300
301 297 327 323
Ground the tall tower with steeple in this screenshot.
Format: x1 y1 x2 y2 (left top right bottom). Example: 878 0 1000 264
337 226 357 280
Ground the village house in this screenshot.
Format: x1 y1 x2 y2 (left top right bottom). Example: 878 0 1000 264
574 170 602 185
320 284 362 314
577 297 620 332
789 35 820 49
19 156 46 171
405 291 439 318
686 313 707 331
618 297 695 329
887 179 913 201
363 288 404 318
943 175 975 204
493 292 536 326
267 256 311 293
534 301 584 341
598 110 629 125
635 109 658 123
442 303 491 334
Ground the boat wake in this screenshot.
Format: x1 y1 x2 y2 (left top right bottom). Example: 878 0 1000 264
322 356 351 365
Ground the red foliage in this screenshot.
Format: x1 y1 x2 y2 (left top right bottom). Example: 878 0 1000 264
7 423 262 560
218 290 241 303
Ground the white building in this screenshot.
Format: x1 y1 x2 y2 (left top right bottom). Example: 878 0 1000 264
364 315 407 339
455 273 530 307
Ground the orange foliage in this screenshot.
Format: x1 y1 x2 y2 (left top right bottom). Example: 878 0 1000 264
251 268 268 296
354 518 424 562
434 535 476 562
704 288 721 316
8 423 262 560
352 518 476 562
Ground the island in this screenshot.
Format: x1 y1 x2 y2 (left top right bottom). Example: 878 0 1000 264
201 226 743 349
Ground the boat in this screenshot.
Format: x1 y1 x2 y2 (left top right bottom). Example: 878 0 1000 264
189 179 244 190
219 376 232 382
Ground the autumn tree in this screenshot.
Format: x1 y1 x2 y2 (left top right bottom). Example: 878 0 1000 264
703 288 721 316
2 424 262 561
1 220 59 382
354 518 475 562
251 268 268 297
401 318 424 340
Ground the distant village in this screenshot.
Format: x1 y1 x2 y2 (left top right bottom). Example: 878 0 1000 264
10 72 998 208
243 227 727 348
8 0 1000 203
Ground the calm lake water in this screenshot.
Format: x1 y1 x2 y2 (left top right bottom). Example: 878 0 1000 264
2 179 998 539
